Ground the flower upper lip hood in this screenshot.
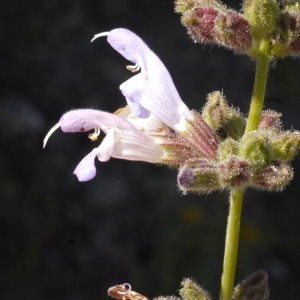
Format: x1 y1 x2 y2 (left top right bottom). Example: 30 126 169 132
93 28 193 131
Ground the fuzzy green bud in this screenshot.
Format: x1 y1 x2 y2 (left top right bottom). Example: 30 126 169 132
175 0 226 14
239 131 272 169
180 278 211 300
243 0 279 38
178 160 220 194
202 91 227 131
202 91 245 140
218 138 239 161
271 131 300 162
233 270 269 300
282 0 300 12
223 107 246 140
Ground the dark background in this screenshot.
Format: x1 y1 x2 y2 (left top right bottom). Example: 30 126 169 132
1 0 300 299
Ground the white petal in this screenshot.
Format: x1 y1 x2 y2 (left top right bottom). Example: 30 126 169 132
97 127 163 163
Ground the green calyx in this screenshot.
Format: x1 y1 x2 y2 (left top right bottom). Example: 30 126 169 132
180 278 211 300
218 138 239 161
243 0 279 39
175 0 226 14
202 91 246 141
271 131 300 162
282 0 300 12
178 161 220 194
239 131 272 170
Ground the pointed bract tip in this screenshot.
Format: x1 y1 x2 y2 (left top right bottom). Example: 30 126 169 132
91 31 110 43
43 122 62 148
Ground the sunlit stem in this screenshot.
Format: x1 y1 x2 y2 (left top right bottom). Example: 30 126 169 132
220 39 271 300
219 189 244 300
245 40 271 133
43 122 62 148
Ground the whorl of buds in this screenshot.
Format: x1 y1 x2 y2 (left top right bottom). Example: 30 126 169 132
177 0 300 58
176 91 300 194
176 0 252 53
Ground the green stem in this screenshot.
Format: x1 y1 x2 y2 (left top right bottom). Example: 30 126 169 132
220 188 244 300
245 40 271 134
219 40 271 300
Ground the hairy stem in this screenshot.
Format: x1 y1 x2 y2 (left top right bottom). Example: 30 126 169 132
220 188 244 300
246 39 271 133
219 40 271 300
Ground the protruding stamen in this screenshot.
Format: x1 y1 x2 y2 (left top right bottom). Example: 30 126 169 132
91 31 110 43
88 127 101 141
126 63 141 72
43 122 62 148
117 283 131 295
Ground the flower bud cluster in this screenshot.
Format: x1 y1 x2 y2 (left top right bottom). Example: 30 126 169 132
175 0 252 53
172 91 300 194
176 0 300 58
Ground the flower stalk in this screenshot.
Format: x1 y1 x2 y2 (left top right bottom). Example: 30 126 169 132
245 39 271 133
220 41 271 300
219 188 244 300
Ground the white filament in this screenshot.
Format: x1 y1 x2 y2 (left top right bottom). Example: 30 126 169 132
88 127 101 141
43 122 62 148
91 31 110 43
126 63 141 73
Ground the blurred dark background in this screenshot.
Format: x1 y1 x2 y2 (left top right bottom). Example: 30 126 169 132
1 0 300 299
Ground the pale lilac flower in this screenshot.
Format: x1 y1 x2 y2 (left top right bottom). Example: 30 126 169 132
43 28 217 182
92 28 193 131
43 109 164 181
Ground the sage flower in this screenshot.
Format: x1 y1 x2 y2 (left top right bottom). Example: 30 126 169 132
43 28 217 182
